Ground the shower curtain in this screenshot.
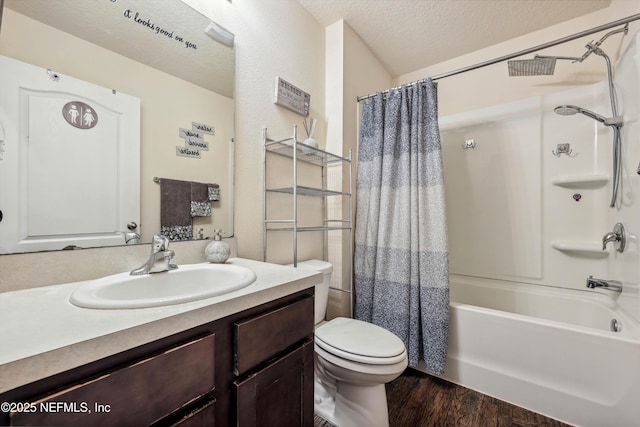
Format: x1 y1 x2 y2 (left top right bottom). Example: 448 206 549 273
354 80 449 375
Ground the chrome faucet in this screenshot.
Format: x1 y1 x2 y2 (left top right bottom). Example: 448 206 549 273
586 275 623 293
130 234 178 275
602 222 625 252
119 231 141 245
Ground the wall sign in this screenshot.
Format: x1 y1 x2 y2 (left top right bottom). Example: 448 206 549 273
122 8 197 50
274 76 310 117
179 128 204 140
176 122 215 158
193 122 215 135
63 101 98 129
185 138 209 151
176 146 201 158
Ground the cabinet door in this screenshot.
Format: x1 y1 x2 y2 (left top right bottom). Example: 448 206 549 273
234 340 313 427
166 398 216 427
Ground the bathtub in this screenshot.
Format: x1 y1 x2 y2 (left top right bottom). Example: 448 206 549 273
432 275 640 427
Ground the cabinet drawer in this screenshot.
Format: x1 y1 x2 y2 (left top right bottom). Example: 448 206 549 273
234 296 313 376
10 333 215 426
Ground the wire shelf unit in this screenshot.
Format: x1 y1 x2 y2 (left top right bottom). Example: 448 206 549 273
263 125 354 316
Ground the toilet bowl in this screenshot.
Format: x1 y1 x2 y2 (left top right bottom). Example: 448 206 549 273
293 260 408 427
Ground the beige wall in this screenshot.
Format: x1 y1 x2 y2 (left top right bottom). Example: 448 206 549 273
183 0 328 263
394 0 640 116
324 20 392 317
0 8 234 243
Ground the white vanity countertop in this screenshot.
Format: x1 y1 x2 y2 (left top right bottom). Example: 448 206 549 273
0 258 320 393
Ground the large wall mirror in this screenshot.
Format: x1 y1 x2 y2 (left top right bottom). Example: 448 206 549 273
0 0 235 254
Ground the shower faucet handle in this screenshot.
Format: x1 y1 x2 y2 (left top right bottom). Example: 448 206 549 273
602 222 625 252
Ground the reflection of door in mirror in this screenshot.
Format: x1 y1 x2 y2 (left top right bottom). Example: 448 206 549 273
0 55 140 253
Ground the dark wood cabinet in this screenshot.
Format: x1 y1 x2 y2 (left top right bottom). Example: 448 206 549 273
235 340 314 427
233 297 315 427
0 289 314 427
9 333 216 427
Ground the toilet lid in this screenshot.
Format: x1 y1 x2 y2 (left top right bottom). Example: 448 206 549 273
315 317 406 360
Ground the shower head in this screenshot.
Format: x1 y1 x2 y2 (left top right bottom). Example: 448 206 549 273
507 55 582 77
554 105 622 127
507 56 556 76
554 105 584 116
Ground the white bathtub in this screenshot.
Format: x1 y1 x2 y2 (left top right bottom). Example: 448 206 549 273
433 275 640 427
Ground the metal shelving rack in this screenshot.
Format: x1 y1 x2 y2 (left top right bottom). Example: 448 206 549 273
263 125 353 316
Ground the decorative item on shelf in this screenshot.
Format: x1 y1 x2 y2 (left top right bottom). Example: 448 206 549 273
205 229 230 263
301 117 318 155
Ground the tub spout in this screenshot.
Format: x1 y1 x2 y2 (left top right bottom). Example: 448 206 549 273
586 276 622 293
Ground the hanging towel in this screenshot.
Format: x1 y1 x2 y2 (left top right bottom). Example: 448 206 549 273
160 178 192 241
208 183 220 201
190 182 212 217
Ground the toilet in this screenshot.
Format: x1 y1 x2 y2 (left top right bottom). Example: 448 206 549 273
294 260 408 427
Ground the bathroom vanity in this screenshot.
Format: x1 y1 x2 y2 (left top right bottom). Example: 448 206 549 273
0 258 319 426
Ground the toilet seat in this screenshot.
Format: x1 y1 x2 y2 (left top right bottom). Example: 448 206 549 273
315 317 407 365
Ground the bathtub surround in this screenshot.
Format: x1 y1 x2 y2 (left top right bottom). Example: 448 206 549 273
355 80 449 374
430 30 640 427
441 276 640 427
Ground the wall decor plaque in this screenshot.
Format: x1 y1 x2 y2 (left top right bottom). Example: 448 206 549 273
185 137 209 151
274 76 310 117
179 128 204 139
176 146 201 158
192 122 215 135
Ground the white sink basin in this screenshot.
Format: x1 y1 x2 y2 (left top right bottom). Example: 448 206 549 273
70 263 257 309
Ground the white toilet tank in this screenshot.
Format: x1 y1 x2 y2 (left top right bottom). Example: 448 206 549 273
293 259 332 325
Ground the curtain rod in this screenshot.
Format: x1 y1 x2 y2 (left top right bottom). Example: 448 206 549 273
357 12 640 102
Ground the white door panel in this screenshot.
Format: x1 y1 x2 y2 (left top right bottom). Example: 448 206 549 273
0 55 140 253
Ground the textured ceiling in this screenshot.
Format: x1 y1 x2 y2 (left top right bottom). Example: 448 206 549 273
297 0 613 77
4 0 234 97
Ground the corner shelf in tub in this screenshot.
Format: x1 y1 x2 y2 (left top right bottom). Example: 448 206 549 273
551 241 609 257
551 174 609 188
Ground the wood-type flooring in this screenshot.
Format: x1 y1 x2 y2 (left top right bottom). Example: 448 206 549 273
314 368 572 427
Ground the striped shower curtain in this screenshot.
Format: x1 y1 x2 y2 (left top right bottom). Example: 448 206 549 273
354 80 449 375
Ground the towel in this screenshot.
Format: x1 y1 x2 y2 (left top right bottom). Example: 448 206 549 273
208 183 220 201
160 178 192 241
190 182 211 217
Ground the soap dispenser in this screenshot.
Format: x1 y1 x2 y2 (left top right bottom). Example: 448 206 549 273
205 229 230 263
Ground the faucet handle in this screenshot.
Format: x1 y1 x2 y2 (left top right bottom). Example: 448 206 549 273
602 223 625 253
151 234 170 252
